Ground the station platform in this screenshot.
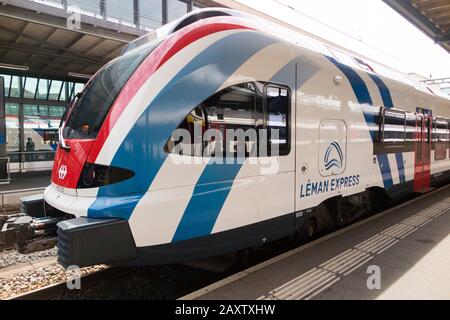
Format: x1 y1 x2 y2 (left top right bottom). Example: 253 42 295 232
0 171 51 192
0 171 51 211
181 185 450 300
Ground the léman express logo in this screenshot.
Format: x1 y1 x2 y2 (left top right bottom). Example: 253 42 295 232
324 141 344 171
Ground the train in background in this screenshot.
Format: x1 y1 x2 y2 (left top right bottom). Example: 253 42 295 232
38 8 450 268
5 111 62 172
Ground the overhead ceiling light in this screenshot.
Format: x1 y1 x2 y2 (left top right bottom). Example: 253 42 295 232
68 72 93 79
0 63 29 71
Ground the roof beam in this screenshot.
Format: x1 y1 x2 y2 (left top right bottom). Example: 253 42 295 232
383 0 450 53
37 33 86 72
65 34 86 50
1 23 49 47
413 0 450 12
83 38 107 55
383 0 442 38
0 41 106 66
104 44 124 60
0 23 97 62
13 21 28 43
23 25 58 69
0 50 9 61
438 31 450 43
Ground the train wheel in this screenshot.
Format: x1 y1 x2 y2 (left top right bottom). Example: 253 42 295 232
368 188 390 214
230 248 254 271
336 209 344 227
298 218 317 240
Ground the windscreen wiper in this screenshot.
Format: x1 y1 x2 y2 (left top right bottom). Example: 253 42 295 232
58 121 71 152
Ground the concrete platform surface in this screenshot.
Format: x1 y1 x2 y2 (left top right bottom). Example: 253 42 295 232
0 171 51 192
183 185 450 300
0 171 51 211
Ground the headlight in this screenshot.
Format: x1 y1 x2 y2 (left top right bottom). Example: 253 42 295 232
77 163 135 188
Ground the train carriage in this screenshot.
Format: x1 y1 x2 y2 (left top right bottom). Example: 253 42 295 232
43 8 450 267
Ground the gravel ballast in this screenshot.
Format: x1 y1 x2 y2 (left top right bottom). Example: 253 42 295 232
0 263 108 299
0 247 57 269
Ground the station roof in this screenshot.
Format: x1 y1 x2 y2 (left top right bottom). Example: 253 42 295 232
383 0 450 54
0 0 145 81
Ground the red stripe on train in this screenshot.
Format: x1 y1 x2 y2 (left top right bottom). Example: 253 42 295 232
87 19 251 163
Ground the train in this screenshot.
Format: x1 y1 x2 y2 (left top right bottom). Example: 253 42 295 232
43 8 450 268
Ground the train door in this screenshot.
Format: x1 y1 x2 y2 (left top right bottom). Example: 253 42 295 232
414 113 432 192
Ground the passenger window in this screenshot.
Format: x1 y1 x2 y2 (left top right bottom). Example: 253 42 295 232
434 118 448 161
405 113 416 143
165 82 258 158
383 109 405 144
165 82 291 159
265 85 290 156
374 108 383 143
204 83 257 157
448 119 450 159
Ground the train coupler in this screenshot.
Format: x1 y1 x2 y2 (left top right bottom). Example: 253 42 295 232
0 194 71 253
0 213 66 253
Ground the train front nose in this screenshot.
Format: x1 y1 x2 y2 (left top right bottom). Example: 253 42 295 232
48 137 139 268
45 34 162 267
51 140 96 192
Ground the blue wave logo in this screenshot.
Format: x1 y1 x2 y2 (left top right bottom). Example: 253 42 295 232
324 141 343 171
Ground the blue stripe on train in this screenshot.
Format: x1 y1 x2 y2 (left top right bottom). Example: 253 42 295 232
377 154 394 188
173 54 319 242
172 161 243 242
367 73 406 184
395 153 406 184
325 56 377 140
87 31 277 220
396 153 406 183
367 73 393 108
326 56 393 189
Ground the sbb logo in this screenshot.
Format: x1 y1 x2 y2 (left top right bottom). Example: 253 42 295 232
58 165 68 180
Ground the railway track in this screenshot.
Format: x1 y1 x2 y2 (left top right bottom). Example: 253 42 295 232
6 267 127 300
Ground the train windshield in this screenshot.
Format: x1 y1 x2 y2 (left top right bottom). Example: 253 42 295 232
62 41 160 139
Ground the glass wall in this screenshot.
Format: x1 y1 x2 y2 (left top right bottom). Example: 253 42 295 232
10 75 21 98
167 0 189 22
32 0 204 30
193 2 204 11
23 77 38 99
5 102 20 153
2 74 83 102
106 0 135 24
67 0 102 16
1 74 85 168
442 86 450 96
140 0 164 29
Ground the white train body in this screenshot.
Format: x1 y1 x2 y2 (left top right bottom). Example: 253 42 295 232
43 9 450 267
